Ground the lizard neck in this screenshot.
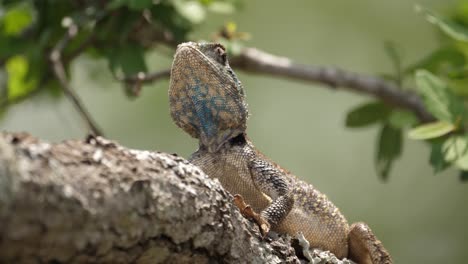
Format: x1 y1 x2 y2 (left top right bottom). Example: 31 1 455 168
198 133 249 153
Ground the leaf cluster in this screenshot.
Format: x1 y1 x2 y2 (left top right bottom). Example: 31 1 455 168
346 4 468 180
0 0 239 107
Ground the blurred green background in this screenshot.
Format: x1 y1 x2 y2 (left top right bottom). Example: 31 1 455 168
1 0 467 263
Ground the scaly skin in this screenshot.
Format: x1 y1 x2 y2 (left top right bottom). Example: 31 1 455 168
169 42 392 264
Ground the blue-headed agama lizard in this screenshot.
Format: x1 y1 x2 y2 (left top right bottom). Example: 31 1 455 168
169 42 392 264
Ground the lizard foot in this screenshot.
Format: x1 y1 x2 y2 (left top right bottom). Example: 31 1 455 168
233 194 271 236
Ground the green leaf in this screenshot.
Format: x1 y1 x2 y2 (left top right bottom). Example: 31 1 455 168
108 0 153 9
2 5 33 36
375 124 402 181
459 171 468 181
0 35 26 59
388 110 418 129
5 55 37 101
429 139 451 173
345 102 390 128
417 5 468 42
200 0 214 4
404 46 465 75
107 44 148 77
173 0 206 24
128 0 153 10
108 0 127 9
208 2 235 14
455 158 468 171
442 136 468 170
448 78 468 97
408 121 455 140
149 3 193 41
383 41 402 84
414 70 465 122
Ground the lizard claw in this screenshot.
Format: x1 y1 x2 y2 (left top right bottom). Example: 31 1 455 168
233 194 271 237
233 194 248 211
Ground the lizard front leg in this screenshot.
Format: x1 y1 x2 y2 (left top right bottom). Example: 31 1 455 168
233 194 271 235
348 222 393 264
243 153 295 236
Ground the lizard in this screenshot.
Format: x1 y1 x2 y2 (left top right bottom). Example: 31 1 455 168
168 42 393 264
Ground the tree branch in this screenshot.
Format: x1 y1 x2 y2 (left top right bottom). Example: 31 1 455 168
124 46 434 123
230 47 434 122
0 132 354 263
50 24 103 136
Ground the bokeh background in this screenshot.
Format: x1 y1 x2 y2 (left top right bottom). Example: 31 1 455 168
1 0 467 263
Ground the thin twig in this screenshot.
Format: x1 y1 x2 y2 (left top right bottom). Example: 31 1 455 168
50 24 103 136
120 69 171 84
117 69 170 96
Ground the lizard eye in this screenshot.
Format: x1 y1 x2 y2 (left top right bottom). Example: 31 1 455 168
214 45 227 65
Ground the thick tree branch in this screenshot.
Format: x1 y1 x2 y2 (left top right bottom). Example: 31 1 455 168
0 133 348 263
0 132 356 263
0 132 292 263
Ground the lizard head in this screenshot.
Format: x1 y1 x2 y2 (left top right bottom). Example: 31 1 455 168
169 42 248 152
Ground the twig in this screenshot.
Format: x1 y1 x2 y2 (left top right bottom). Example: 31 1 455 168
231 47 434 123
50 23 103 136
118 69 171 96
120 69 171 84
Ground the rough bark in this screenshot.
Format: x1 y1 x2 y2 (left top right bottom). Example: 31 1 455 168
0 132 349 264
